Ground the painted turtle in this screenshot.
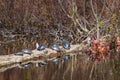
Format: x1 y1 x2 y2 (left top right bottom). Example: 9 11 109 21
14 52 23 56
22 49 32 55
51 42 60 51
62 41 70 49
37 44 46 51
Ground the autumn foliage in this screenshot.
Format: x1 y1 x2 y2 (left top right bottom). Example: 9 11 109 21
85 36 120 62
117 37 120 50
85 38 110 62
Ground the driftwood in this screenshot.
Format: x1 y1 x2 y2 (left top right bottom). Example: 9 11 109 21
0 44 84 72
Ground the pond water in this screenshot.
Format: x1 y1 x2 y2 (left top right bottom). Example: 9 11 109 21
0 56 79 80
0 54 120 80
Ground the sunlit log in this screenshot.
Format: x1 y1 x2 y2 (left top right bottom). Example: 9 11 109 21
0 44 84 72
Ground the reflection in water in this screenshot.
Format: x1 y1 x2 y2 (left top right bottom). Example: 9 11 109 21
0 55 118 80
0 57 70 80
63 55 70 62
51 58 60 64
36 63 46 68
23 62 33 68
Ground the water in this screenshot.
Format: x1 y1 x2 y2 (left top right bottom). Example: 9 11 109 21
0 54 120 80
0 57 72 80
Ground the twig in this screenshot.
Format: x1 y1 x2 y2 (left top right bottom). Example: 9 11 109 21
71 55 74 80
89 61 96 80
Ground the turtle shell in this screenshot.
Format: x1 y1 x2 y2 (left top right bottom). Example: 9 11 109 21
22 49 32 55
37 45 46 51
14 52 23 56
51 42 60 51
63 41 70 49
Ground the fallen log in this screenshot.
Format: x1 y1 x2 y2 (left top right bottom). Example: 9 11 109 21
0 44 84 72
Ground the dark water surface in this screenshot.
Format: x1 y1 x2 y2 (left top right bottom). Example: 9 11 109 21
0 54 120 80
0 57 78 80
